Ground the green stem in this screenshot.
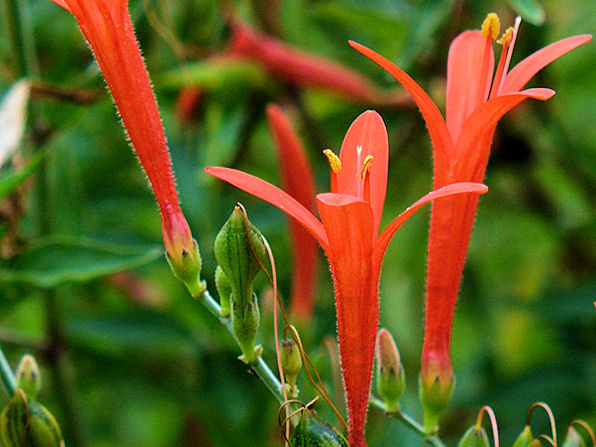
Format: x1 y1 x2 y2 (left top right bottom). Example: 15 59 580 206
369 397 447 447
0 345 17 396
197 289 284 403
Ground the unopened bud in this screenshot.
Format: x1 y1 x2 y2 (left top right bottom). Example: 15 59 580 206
457 425 490 447
375 328 405 412
0 390 64 447
513 425 534 447
289 408 348 447
214 205 267 364
215 266 232 317
15 355 41 398
419 368 455 434
562 426 586 447
280 337 302 394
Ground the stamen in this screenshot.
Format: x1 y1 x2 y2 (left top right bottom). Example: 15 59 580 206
323 149 342 173
497 16 522 95
360 155 373 179
497 27 513 46
481 13 501 40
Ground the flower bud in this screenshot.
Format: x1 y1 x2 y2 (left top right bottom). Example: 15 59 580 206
513 425 534 447
375 328 405 412
214 205 267 364
419 369 454 434
15 355 41 399
0 390 64 447
289 408 348 447
457 425 490 447
562 426 586 447
215 265 232 317
280 337 302 394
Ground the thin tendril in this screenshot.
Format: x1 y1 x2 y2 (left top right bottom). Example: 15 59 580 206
476 406 499 447
527 402 557 447
570 420 596 447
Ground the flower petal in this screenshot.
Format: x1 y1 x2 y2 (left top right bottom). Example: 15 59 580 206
502 34 592 93
349 41 453 177
316 192 376 447
373 182 488 265
206 167 329 251
337 110 388 236
446 30 494 142
49 0 71 11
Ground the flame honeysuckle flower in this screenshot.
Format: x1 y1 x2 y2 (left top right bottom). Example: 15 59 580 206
48 0 201 283
206 110 487 446
266 105 318 319
350 14 591 429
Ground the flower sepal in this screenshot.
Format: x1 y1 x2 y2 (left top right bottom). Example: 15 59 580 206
513 425 534 447
376 329 405 413
419 370 455 434
457 424 490 447
166 238 205 297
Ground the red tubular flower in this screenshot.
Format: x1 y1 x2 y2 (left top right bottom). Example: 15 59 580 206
48 0 197 270
228 19 392 105
206 111 487 446
266 105 318 319
350 14 591 428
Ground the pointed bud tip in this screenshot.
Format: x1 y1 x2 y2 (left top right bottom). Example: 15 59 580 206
376 329 405 412
15 355 41 399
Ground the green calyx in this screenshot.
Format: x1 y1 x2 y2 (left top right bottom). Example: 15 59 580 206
215 265 232 317
280 338 302 395
419 372 455 434
15 355 41 399
289 408 348 447
457 425 490 447
0 390 64 447
513 425 534 447
376 328 405 412
562 427 586 447
214 205 267 364
166 238 205 297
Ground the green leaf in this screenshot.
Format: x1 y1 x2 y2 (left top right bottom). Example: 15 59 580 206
0 149 47 200
0 236 162 288
508 0 546 26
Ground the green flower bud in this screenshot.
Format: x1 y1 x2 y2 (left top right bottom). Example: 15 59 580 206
457 425 490 447
15 354 41 399
214 205 267 364
280 337 302 395
562 427 586 447
0 390 64 447
375 328 405 412
166 238 205 297
215 265 232 317
513 425 534 447
289 408 348 447
419 372 454 434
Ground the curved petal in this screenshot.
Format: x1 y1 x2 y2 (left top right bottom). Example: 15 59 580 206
455 88 554 178
373 182 489 266
316 192 376 446
337 110 388 236
502 34 592 93
349 41 453 176
446 30 494 142
206 167 329 251
49 0 71 11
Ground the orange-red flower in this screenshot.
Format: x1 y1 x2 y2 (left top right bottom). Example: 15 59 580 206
266 105 318 319
207 111 487 446
48 0 196 267
350 14 591 426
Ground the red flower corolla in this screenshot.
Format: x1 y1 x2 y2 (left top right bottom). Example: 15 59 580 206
350 14 591 423
206 111 487 446
266 105 318 319
48 0 196 268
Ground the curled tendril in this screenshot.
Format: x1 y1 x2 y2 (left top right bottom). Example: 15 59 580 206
277 397 321 445
527 402 557 447
570 420 596 447
537 434 556 447
476 406 499 447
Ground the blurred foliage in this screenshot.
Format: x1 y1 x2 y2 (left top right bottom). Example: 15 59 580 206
0 0 594 446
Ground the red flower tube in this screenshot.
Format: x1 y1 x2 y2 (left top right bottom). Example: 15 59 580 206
350 14 591 430
48 0 200 282
266 105 318 319
206 111 487 446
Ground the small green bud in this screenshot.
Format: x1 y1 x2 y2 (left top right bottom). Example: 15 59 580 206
215 265 232 317
419 372 455 434
457 425 490 447
0 390 64 447
280 337 302 395
289 408 348 447
375 328 405 412
513 425 534 447
562 427 586 447
166 238 205 297
214 205 267 364
15 354 41 399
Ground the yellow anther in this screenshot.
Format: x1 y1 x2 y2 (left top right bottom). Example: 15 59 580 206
360 155 373 179
497 27 513 45
323 149 342 174
481 13 501 40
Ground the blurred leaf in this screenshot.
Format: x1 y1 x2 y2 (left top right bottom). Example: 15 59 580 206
0 149 46 200
1 236 162 288
508 0 546 26
0 80 30 167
